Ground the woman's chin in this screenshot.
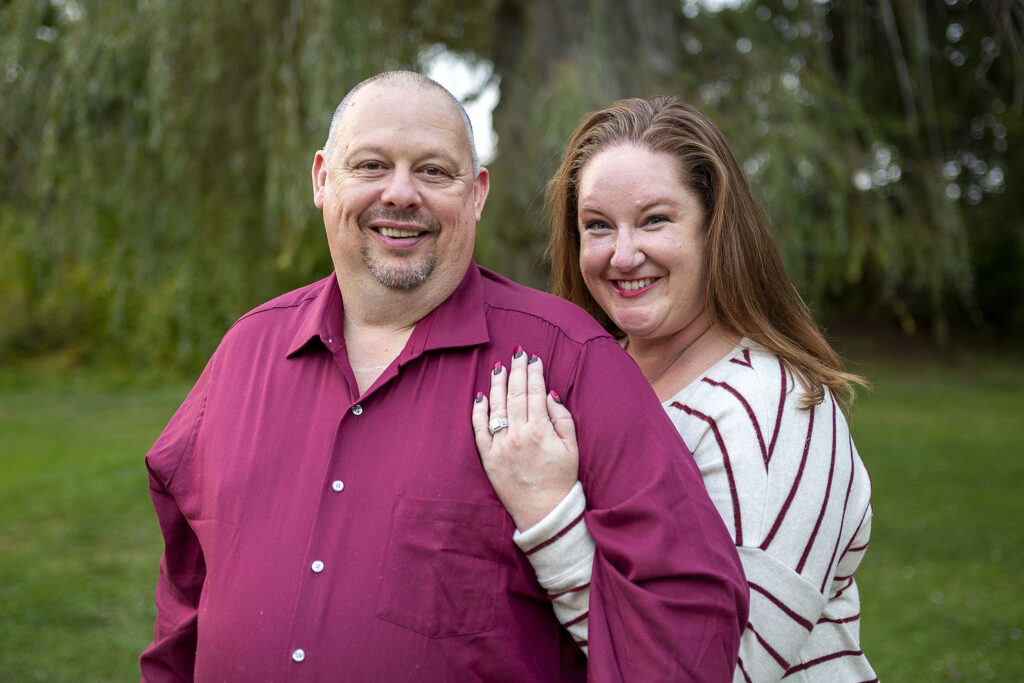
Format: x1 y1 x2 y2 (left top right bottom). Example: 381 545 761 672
613 317 660 341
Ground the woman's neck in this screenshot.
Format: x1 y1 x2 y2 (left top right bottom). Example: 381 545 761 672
626 316 740 401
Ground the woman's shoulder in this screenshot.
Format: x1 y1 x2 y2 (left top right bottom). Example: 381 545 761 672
667 340 788 408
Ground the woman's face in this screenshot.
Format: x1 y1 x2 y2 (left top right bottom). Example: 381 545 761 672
576 144 708 342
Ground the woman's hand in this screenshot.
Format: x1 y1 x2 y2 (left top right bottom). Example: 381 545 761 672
472 348 580 531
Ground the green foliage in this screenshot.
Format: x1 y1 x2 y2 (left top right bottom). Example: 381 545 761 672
1 0 1021 373
0 0 491 371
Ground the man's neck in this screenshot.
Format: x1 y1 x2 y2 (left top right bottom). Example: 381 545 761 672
336 273 453 395
342 314 417 395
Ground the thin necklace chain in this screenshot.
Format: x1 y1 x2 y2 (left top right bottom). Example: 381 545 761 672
629 323 714 385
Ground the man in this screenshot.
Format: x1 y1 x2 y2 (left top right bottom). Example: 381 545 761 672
141 71 747 681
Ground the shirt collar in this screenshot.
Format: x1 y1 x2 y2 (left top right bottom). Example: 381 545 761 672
286 264 491 359
286 274 344 358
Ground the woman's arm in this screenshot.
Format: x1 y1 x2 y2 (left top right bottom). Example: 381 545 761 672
471 349 594 652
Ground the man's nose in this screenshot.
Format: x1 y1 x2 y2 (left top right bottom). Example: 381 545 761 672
380 167 421 209
610 229 644 270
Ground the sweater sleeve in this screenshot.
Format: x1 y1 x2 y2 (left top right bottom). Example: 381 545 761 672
514 481 593 654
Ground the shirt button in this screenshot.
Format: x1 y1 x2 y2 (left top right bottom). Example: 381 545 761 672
351 404 363 416
292 648 305 663
331 480 345 492
311 560 325 573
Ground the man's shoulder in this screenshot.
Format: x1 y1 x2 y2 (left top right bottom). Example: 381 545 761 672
476 266 610 346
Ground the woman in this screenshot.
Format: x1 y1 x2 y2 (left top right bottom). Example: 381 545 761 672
472 96 875 681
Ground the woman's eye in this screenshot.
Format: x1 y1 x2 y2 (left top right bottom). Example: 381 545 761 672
584 220 611 232
645 215 669 226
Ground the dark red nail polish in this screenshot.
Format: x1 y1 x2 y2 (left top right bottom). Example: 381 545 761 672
528 354 539 364
475 391 484 403
493 361 502 375
549 390 562 404
513 345 524 359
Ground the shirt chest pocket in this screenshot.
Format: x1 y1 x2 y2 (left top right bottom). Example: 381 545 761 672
376 496 509 638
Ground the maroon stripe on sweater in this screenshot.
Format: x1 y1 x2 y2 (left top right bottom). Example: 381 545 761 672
817 612 861 624
843 506 872 556
730 348 753 368
798 398 837 574
549 582 590 600
672 402 743 544
783 649 864 676
702 377 769 470
822 427 857 592
524 511 585 556
563 611 589 627
761 408 815 551
749 622 791 670
575 639 588 648
748 582 814 631
767 358 787 459
737 657 753 683
831 576 854 600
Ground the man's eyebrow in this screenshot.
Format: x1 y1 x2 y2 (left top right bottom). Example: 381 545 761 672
343 144 464 170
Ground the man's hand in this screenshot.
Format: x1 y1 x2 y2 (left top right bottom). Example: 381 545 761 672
471 349 580 530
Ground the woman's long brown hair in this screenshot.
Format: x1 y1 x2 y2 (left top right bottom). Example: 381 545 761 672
547 96 867 410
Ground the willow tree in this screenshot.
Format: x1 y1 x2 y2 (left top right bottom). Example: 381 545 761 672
475 0 1022 336
2 0 1021 374
0 0 489 370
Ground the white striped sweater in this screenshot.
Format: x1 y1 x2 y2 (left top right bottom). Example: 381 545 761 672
519 342 876 681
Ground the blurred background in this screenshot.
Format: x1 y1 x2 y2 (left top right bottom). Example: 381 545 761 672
1 0 1022 680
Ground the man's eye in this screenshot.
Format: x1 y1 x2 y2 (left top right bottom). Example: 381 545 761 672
423 166 446 176
361 161 383 170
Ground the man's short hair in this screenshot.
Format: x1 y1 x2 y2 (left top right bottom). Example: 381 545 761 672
323 70 481 175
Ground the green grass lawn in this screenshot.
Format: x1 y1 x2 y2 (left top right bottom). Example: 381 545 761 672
0 379 190 682
850 346 1024 680
1 344 1022 680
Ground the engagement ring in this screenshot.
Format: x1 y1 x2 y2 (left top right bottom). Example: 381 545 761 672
488 417 509 435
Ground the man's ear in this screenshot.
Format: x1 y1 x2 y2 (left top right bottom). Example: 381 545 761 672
472 167 490 222
312 150 327 208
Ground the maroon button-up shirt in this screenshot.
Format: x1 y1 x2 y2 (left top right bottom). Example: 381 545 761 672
141 264 747 681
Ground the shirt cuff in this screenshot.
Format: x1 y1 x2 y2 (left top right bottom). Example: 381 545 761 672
513 481 595 591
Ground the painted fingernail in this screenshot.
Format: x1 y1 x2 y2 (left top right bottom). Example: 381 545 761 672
513 345 524 359
475 391 484 403
528 354 539 364
493 361 503 375
549 390 562 404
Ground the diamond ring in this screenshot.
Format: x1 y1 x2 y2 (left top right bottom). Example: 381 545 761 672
488 417 509 436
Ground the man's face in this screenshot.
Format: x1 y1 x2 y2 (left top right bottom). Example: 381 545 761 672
312 83 488 297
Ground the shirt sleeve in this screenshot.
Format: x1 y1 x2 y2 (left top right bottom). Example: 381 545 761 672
514 481 594 654
139 366 211 682
567 337 749 682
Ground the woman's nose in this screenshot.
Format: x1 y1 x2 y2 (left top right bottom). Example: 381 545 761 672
610 229 644 270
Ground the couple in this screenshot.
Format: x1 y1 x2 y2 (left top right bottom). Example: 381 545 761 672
142 70 873 681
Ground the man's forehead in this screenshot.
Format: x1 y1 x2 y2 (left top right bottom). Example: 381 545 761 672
343 82 460 130
337 83 471 160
